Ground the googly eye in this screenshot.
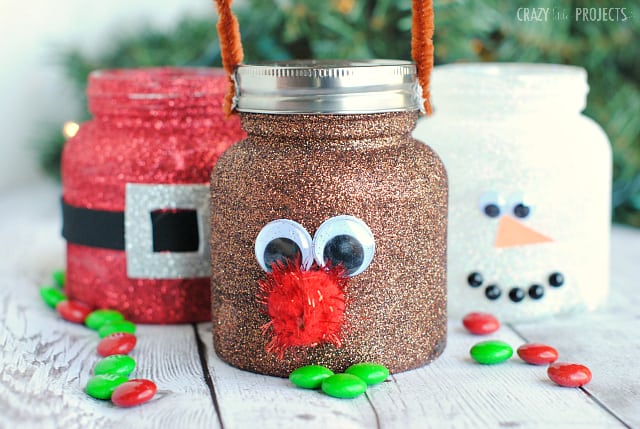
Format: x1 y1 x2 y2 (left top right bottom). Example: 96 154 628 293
255 219 313 272
313 215 375 277
507 192 534 219
479 191 506 218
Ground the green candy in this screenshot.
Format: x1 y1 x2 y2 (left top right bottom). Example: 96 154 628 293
345 362 389 385
52 269 66 288
98 320 136 338
39 286 67 308
321 374 367 399
470 340 513 364
85 309 125 330
94 355 136 377
85 374 128 400
289 365 334 389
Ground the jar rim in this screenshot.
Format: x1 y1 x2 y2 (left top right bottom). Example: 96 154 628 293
88 67 228 100
430 62 588 114
234 59 423 114
434 62 586 79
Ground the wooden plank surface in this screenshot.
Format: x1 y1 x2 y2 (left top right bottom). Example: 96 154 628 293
0 269 217 429
511 225 640 429
0 182 638 429
0 183 217 429
196 323 380 429
196 319 624 429
368 324 624 429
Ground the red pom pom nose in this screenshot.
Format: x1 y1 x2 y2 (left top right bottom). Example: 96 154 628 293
258 261 348 358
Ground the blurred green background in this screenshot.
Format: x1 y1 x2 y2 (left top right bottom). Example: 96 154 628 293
37 0 639 227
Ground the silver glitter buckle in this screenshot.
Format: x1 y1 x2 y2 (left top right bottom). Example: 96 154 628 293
124 183 211 279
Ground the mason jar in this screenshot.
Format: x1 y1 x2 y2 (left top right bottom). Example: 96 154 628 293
414 63 611 322
210 60 448 376
61 67 244 323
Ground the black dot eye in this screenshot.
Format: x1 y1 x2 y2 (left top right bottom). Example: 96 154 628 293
313 215 375 277
509 287 526 302
507 192 534 219
479 191 505 218
485 285 501 300
528 284 545 299
467 272 484 287
484 204 501 218
513 203 531 218
548 272 565 287
255 219 313 272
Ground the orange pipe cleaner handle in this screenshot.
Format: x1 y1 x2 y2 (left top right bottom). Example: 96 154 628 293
411 0 434 115
213 0 244 116
213 0 433 115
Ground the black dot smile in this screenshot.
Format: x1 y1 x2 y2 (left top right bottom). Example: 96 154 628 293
466 270 565 303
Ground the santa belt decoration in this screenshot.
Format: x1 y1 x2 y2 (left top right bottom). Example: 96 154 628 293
62 183 211 279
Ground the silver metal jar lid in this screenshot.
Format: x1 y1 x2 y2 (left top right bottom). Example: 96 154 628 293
233 60 423 114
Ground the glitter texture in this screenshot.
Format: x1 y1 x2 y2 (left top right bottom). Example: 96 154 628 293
62 67 245 324
413 64 611 322
210 112 448 377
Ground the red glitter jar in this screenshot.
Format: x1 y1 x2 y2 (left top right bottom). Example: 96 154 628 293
61 67 244 323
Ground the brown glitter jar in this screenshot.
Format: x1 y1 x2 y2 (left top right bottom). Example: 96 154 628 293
210 60 448 376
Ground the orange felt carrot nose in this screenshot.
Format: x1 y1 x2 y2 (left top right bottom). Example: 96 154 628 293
494 215 553 248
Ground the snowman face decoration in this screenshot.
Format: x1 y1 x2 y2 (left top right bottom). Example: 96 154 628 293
467 190 563 302
415 99 611 322
413 63 611 323
445 146 609 322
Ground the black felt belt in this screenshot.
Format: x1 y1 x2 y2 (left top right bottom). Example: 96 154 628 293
61 200 199 252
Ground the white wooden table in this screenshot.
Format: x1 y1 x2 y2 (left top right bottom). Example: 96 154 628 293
1 182 638 429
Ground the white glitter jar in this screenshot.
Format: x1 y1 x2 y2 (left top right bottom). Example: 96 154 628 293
414 63 612 321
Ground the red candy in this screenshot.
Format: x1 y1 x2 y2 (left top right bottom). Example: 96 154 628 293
111 379 157 407
97 333 137 357
56 300 93 324
547 362 592 387
517 343 559 365
462 312 500 335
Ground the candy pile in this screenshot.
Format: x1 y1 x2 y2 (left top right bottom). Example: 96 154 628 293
289 363 389 399
463 311 592 388
40 270 157 407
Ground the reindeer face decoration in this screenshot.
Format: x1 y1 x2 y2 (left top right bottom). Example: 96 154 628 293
209 61 448 378
209 110 448 377
254 216 374 356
